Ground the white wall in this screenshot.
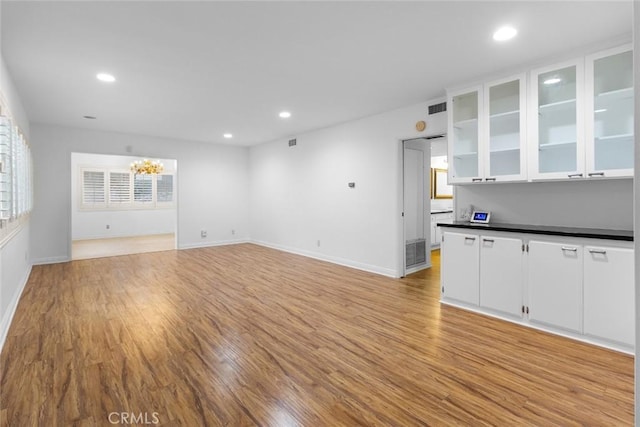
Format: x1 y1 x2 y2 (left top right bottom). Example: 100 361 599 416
455 179 633 229
30 124 250 263
249 101 436 277
0 52 32 350
70 152 177 240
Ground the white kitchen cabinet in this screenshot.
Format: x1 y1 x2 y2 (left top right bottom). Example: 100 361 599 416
527 241 583 333
484 74 527 182
529 59 585 181
441 232 479 305
529 45 634 181
448 86 483 183
431 212 453 247
448 75 526 184
448 44 634 183
479 236 524 318
584 246 634 346
585 44 634 178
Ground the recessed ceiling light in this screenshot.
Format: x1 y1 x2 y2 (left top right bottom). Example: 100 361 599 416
279 111 291 118
223 133 233 138
83 115 97 119
96 73 116 83
543 77 562 85
595 109 607 113
493 26 517 42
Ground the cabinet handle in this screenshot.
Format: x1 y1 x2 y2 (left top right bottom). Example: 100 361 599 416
472 178 483 182
485 177 496 182
465 237 476 241
561 246 578 252
588 249 607 254
567 173 583 178
588 172 605 177
482 238 494 243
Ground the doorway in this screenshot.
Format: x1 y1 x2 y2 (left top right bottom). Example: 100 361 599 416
402 138 431 276
70 152 178 260
429 137 453 252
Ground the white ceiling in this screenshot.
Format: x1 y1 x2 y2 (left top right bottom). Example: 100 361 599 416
1 1 632 147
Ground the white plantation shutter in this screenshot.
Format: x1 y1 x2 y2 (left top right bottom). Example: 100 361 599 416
156 174 173 203
82 170 106 205
133 174 153 203
109 172 132 204
0 117 12 219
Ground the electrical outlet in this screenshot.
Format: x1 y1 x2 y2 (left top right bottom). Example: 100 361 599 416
201 230 207 238
231 229 235 235
317 240 321 247
106 224 110 229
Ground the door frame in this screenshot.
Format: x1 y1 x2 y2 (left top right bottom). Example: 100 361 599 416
400 137 432 277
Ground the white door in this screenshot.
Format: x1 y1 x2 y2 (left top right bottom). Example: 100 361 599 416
441 232 479 305
484 74 527 182
448 86 484 183
403 138 431 274
479 236 524 317
528 241 583 332
585 45 634 178
584 246 634 346
529 59 585 181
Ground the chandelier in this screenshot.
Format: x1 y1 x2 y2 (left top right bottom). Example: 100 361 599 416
130 159 164 175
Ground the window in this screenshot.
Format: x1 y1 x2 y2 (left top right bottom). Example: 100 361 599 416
109 171 131 204
156 174 173 203
133 174 153 204
0 114 32 223
0 117 12 220
82 170 106 206
80 167 174 210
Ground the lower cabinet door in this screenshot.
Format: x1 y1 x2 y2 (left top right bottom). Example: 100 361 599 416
584 246 634 346
528 241 583 333
480 236 524 317
442 232 479 305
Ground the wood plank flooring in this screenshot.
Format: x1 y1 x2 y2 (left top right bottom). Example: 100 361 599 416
0 244 634 426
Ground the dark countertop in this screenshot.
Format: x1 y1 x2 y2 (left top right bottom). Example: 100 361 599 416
431 209 453 214
437 221 633 241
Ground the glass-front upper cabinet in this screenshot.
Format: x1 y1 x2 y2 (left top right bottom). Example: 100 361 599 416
448 86 483 184
529 59 585 180
484 74 527 182
585 45 633 178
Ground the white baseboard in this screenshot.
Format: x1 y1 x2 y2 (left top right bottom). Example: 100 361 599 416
31 255 70 265
250 239 399 278
0 264 32 353
178 238 250 250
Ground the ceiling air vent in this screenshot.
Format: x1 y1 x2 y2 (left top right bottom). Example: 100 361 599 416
288 139 297 147
428 102 447 115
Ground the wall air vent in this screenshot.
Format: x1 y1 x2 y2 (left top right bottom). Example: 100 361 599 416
288 139 297 147
428 102 447 115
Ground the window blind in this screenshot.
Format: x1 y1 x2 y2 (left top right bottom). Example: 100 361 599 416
109 172 131 204
82 170 106 205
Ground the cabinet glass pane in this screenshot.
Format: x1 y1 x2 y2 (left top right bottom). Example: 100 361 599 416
537 66 577 174
489 80 520 176
452 91 478 178
593 50 633 171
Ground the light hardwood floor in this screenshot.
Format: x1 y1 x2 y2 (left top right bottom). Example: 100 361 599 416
0 244 633 426
72 233 176 260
